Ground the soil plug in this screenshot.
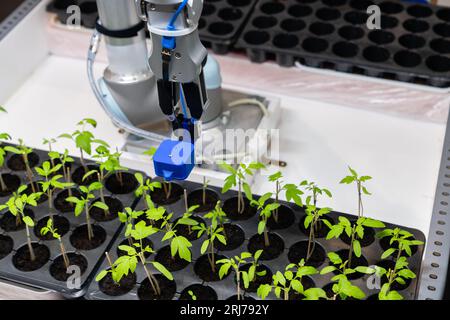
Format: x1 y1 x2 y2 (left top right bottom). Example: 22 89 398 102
66 181 109 241
157 203 199 263
35 161 74 216
97 221 173 298
258 260 326 300
40 217 70 269
375 228 424 300
320 252 375 300
4 139 37 192
220 162 266 215
193 217 227 273
0 187 40 261
251 192 280 247
135 173 162 209
217 250 264 301
326 216 385 266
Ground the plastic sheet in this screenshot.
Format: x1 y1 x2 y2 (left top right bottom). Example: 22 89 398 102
215 53 450 124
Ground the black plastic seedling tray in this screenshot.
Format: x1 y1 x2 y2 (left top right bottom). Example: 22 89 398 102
199 0 259 54
237 0 450 88
47 0 98 29
86 178 425 300
0 145 140 298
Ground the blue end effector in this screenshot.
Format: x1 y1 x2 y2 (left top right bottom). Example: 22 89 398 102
153 139 195 181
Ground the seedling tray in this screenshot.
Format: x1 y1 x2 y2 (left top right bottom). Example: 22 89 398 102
236 0 450 88
86 178 425 300
198 0 259 54
0 145 140 298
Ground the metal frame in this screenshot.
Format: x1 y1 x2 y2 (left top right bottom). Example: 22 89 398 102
418 107 450 300
0 0 41 41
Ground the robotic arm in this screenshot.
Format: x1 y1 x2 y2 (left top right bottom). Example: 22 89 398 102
90 0 212 181
136 0 209 143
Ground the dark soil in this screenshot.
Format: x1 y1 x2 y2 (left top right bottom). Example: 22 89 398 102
187 189 219 213
174 216 205 241
72 165 99 186
366 293 379 300
340 220 375 247
90 197 123 222
333 249 369 280
70 224 106 250
247 233 285 260
379 235 418 257
376 259 412 291
194 254 229 282
288 276 315 300
49 252 88 281
155 245 190 272
226 295 255 300
0 208 34 232
7 152 39 171
267 204 295 230
105 172 138 194
288 240 326 268
54 188 82 213
34 215 70 240
239 263 273 293
214 223 245 251
24 181 48 204
12 243 50 272
299 215 335 238
0 235 13 260
222 197 257 221
137 274 177 300
117 238 153 258
150 182 183 205
0 173 20 197
99 271 136 296
179 284 218 300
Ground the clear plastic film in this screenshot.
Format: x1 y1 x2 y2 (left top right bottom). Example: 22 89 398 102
215 54 450 124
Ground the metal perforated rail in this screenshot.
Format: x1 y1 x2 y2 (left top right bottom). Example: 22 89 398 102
418 108 450 300
0 0 41 41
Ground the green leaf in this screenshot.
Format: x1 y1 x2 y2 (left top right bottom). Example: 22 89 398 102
381 248 396 260
398 269 416 279
320 266 337 275
95 270 108 282
118 245 136 256
257 220 266 235
152 261 173 281
200 240 210 255
361 218 385 228
303 288 327 300
340 176 355 184
22 216 34 227
355 266 375 274
327 252 342 265
257 284 272 300
242 182 253 201
242 271 250 289
92 201 109 211
353 240 361 257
